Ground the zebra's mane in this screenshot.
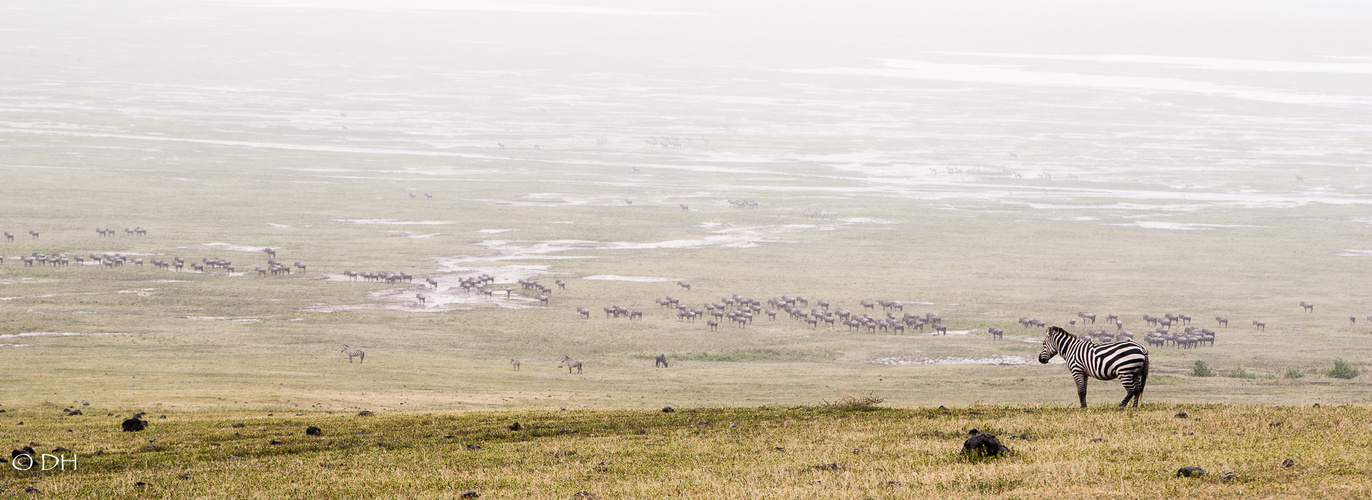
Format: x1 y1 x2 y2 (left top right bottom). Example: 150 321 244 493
1047 326 1078 340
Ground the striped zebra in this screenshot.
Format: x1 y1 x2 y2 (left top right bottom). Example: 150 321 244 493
1039 326 1149 408
341 345 365 364
560 355 583 374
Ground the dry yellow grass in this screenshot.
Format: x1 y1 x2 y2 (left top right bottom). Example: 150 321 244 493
2 403 1368 498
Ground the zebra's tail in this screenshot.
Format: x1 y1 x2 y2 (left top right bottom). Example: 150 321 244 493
1137 356 1150 405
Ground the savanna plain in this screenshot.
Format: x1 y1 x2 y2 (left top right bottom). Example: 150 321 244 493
3 0 1372 497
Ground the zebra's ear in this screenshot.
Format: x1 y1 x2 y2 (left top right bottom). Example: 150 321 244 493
1048 326 1069 335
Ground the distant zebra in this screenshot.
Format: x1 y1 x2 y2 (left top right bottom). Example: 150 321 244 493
655 354 668 368
1038 326 1149 408
511 358 521 371
341 345 365 364
560 355 583 374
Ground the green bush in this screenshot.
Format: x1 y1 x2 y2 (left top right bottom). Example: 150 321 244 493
1226 366 1257 379
1283 368 1304 379
1192 360 1214 377
1327 359 1360 379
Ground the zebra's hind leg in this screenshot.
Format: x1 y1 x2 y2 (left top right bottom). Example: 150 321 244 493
1073 371 1088 408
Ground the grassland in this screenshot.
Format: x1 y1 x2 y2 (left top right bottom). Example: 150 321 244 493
4 404 1370 498
4 1 1372 495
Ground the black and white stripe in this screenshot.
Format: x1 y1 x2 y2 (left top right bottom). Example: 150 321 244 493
341 345 365 364
1039 326 1149 408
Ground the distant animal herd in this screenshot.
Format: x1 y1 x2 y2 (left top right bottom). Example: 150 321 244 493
0 225 1351 408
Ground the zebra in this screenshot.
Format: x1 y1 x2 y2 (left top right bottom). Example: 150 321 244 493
341 345 365 363
1038 326 1149 408
510 358 521 371
655 354 669 368
560 355 583 374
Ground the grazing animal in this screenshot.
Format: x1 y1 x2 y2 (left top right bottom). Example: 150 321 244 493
4 231 13 242
988 328 1004 339
510 358 520 371
29 230 39 239
1038 326 1149 408
655 354 668 368
560 355 583 374
1215 317 1228 327
1253 320 1266 331
577 308 591 319
680 204 689 212
416 294 426 304
1301 301 1314 313
341 345 365 364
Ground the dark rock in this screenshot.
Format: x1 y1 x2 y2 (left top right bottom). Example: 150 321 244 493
460 492 480 499
636 429 647 435
774 446 784 451
52 447 70 453
158 415 166 419
572 491 599 500
963 430 1011 459
306 426 322 436
178 475 192 480
662 406 674 413
466 444 481 450
1283 458 1295 468
232 423 245 428
358 411 374 416
66 409 82 416
1176 466 1205 478
25 486 39 493
811 463 842 471
444 435 455 439
135 482 147 488
1175 412 1188 418
1222 472 1237 482
880 480 905 487
508 422 522 431
122 417 147 432
82 402 89 406
270 440 283 445
1089 438 1105 443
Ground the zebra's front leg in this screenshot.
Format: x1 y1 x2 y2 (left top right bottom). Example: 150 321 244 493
1073 370 1088 408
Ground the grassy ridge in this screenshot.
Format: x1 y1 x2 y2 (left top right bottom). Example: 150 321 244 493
2 404 1368 498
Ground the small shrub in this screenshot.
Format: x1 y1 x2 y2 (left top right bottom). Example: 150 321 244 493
1225 366 1257 379
1283 368 1304 379
1327 359 1359 379
1192 360 1214 377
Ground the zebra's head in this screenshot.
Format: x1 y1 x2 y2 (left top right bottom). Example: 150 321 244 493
340 345 349 353
1039 327 1068 363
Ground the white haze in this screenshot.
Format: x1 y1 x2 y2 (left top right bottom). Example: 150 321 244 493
1 0 1370 212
